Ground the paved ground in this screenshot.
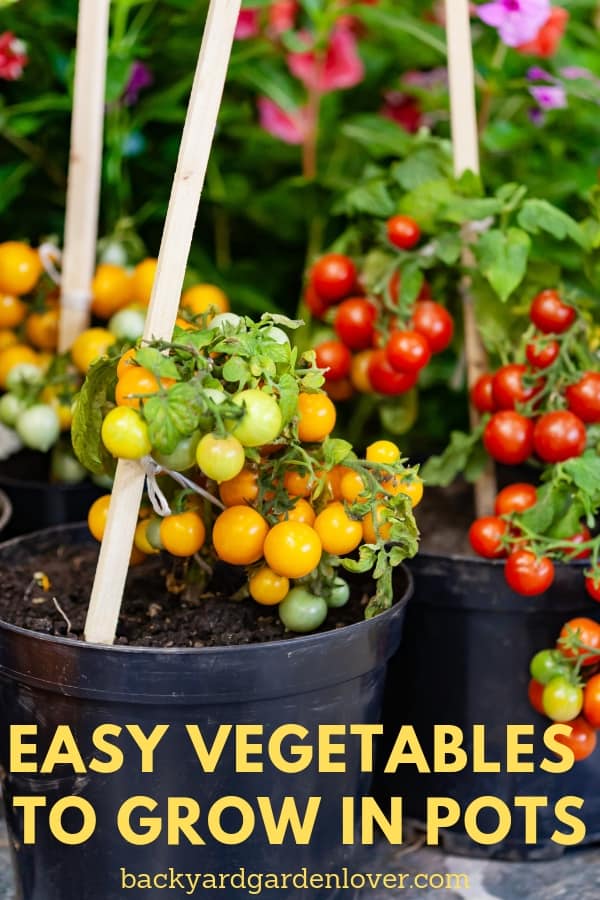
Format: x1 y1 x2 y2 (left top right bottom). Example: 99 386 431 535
1 816 599 899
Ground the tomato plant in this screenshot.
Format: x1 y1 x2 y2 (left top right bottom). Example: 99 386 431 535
74 314 420 633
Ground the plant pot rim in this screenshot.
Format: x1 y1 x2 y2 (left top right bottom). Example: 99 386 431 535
0 469 94 494
414 549 587 570
0 488 11 533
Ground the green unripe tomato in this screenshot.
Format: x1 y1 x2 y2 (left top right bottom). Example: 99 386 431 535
196 433 245 483
16 404 61 453
530 649 570 686
145 517 164 550
6 363 43 393
50 446 87 484
0 393 25 427
325 577 350 609
264 326 289 345
278 587 328 633
542 675 583 723
154 431 201 472
208 313 242 332
109 305 146 341
228 389 282 448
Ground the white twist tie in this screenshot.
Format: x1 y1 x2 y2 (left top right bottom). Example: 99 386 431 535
38 242 63 285
141 455 225 518
61 289 92 312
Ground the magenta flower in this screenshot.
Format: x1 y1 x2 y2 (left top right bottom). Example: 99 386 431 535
529 84 567 109
235 8 260 40
477 0 551 47
123 61 153 106
0 32 27 81
287 26 364 93
257 97 310 144
380 92 422 133
268 1 299 35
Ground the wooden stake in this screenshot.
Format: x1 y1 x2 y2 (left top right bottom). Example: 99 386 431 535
84 0 242 645
445 0 497 518
58 0 110 352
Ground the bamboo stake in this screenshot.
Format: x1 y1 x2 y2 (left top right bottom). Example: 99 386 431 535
84 0 242 645
58 0 110 352
445 0 497 517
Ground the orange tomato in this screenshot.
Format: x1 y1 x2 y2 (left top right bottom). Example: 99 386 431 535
0 294 27 328
117 348 137 379
219 467 259 507
284 469 313 498
134 519 160 556
279 497 316 526
212 506 269 565
25 307 59 351
366 440 401 464
297 392 336 443
325 378 354 402
91 264 133 319
0 329 18 351
351 350 374 393
362 504 392 544
0 344 38 389
341 470 367 503
181 284 229 318
0 242 42 296
327 465 351 501
314 502 363 555
71 328 116 374
249 567 290 606
160 511 206 557
263 522 322 579
88 495 111 541
115 366 161 408
384 475 424 508
130 258 158 306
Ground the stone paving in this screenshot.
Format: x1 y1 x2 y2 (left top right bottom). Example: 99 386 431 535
1 816 599 900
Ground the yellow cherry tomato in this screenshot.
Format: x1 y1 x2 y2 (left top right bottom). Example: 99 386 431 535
362 504 392 544
279 497 316 526
130 258 157 306
263 522 322 579
0 344 38 389
0 294 27 328
0 242 42 296
212 506 269 565
297 392 336 443
159 511 206 557
366 440 400 465
351 350 374 393
219 467 259 507
88 494 111 541
384 475 424 508
314 502 363 555
115 366 162 408
101 407 151 459
340 470 367 503
91 264 133 319
71 327 116 374
0 329 17 351
181 284 229 318
25 307 59 351
134 519 160 555
249 566 290 606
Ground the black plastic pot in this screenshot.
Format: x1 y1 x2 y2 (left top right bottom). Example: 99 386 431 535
0 524 412 900
376 552 600 860
0 451 102 538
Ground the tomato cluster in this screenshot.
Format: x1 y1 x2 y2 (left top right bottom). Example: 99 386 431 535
307 217 454 401
527 618 600 763
79 315 421 633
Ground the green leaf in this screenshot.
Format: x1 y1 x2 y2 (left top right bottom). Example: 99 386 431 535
378 391 418 436
563 452 600 499
517 199 586 248
421 424 485 487
322 438 353 468
222 357 249 384
341 179 395 218
397 179 456 232
440 196 502 224
474 228 531 302
278 374 299 426
340 544 376 574
341 115 411 159
134 348 180 379
71 357 118 475
143 384 201 455
390 148 448 190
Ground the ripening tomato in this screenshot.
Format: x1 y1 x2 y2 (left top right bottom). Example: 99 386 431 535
565 526 591 561
160 511 206 557
310 254 356 303
533 410 587 463
91 264 132 319
212 506 269 565
483 411 534 465
530 649 570 685
314 502 363 555
555 717 597 762
314 340 352 381
526 338 559 370
386 215 421 250
228 389 282 448
528 679 545 715
219 467 259 507
470 373 495 414
297 393 336 442
101 407 151 459
385 330 431 374
468 516 508 559
368 350 417 395
504 549 555 596
558 618 600 665
181 284 229 317
583 673 600 727
350 350 374 393
411 301 454 353
325 378 354 402
196 433 245 483
0 344 39 389
134 519 160 556
566 372 600 424
530 289 575 334
542 676 583 723
264 521 322 579
249 566 290 606
334 298 377 350
0 242 42 296
492 364 542 410
494 483 537 516
586 576 600 602
115 366 161 408
88 495 111 541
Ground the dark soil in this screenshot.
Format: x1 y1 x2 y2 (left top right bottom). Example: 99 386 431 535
415 481 475 556
0 543 377 647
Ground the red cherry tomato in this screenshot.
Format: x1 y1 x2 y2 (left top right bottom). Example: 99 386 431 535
470 374 495 414
530 289 576 333
526 338 559 369
385 330 431 374
494 483 537 516
528 679 545 715
305 283 328 318
310 253 356 304
533 410 587 463
565 526 592 560
492 364 542 410
504 549 555 596
554 717 597 762
411 301 454 353
334 298 377 350
559 617 600 665
468 516 508 559
566 372 600 424
367 349 418 395
386 215 421 250
483 411 534 465
314 340 352 381
586 577 600 603
583 673 600 726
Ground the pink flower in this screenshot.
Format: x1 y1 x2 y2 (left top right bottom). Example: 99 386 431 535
268 1 299 35
287 26 364 93
529 84 567 109
0 32 27 81
380 92 422 133
235 9 260 40
517 6 568 57
257 97 310 144
477 0 551 47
